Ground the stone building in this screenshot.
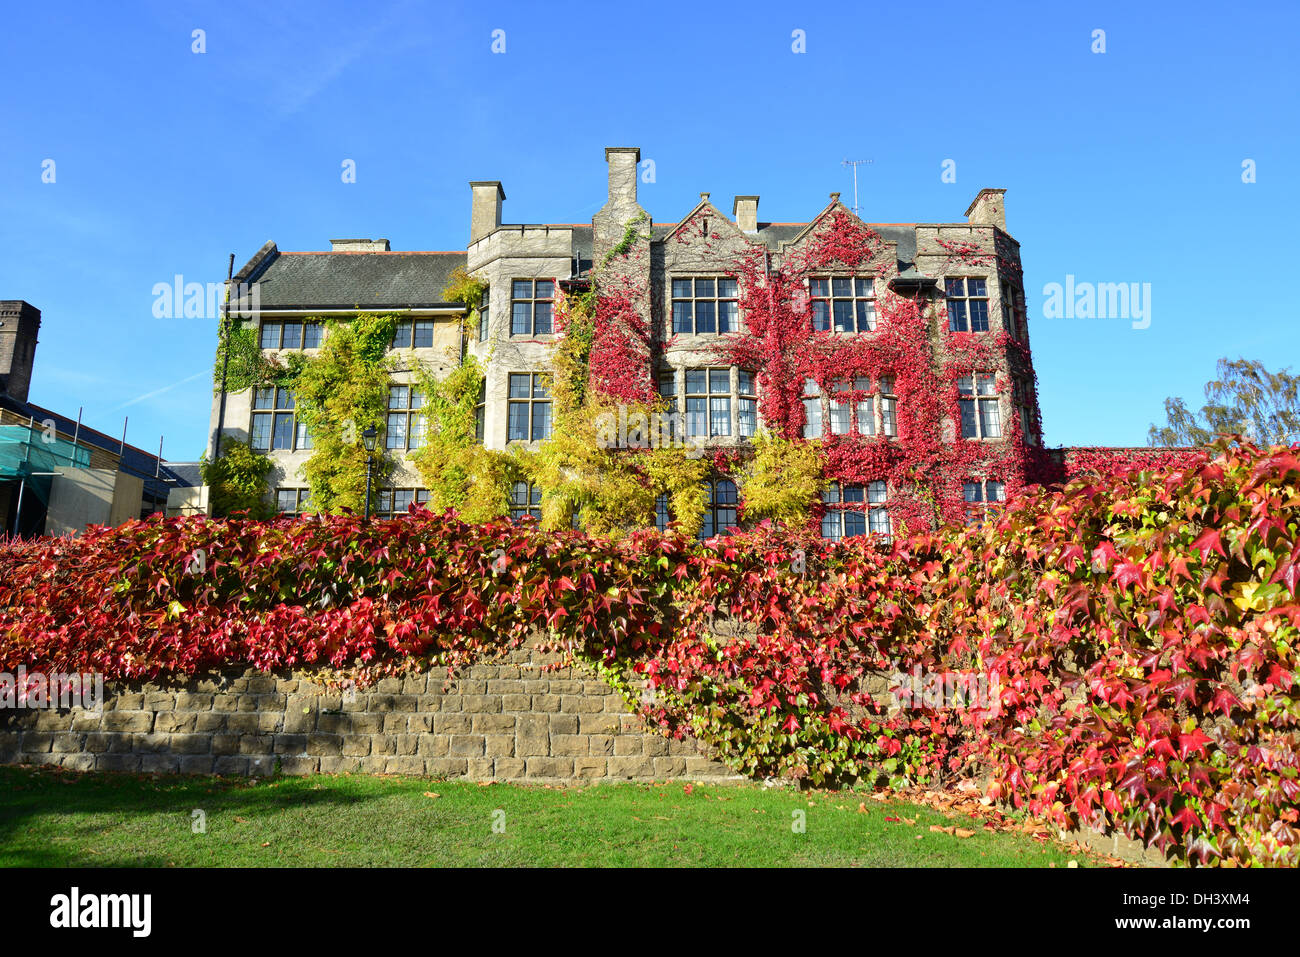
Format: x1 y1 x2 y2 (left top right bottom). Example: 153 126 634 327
212 146 1040 533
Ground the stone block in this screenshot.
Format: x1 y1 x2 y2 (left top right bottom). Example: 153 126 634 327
425 758 468 777
551 734 588 756
493 757 526 780
171 734 210 755
279 756 320 775
580 714 619 735
102 711 153 733
154 712 197 734
607 756 656 779
548 714 579 735
614 736 644 757
342 735 372 757
515 714 549 757
450 734 485 757
139 753 180 774
307 734 342 756
525 757 573 778
573 757 607 778
384 756 425 775
239 735 274 755
213 756 250 776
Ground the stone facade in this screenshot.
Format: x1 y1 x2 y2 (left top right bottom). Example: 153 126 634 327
209 145 1039 522
0 641 735 783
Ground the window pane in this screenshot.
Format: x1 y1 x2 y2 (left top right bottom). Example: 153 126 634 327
833 300 853 332
948 300 968 331
508 373 531 398
511 303 531 335
855 277 874 297
508 402 529 441
532 402 552 441
303 322 323 348
659 371 676 396
386 413 406 449
831 277 851 297
856 301 877 332
969 299 989 332
856 400 875 435
881 397 897 436
409 414 425 449
803 398 822 438
695 278 715 297
880 376 894 395
811 300 830 331
253 386 274 410
716 480 737 504
739 398 757 437
259 322 280 349
718 278 737 298
392 322 412 349
960 399 977 438
988 481 1006 502
867 481 887 504
967 278 986 297
945 278 964 296
654 493 670 531
672 279 693 298
958 375 974 395
977 373 996 396
296 420 312 450
685 370 707 394
963 482 982 503
822 483 840 504
276 387 293 409
413 321 434 348
272 413 294 450
512 280 532 299
868 508 890 536
718 300 738 333
532 375 550 398
695 300 716 334
410 389 425 410
980 399 1001 437
822 512 840 540
843 484 864 503
250 414 271 451
277 490 296 513
708 369 729 393
804 378 820 396
533 303 553 335
829 400 850 434
672 301 692 333
686 397 707 436
844 510 865 538
535 280 554 300
281 322 302 349
389 385 409 409
709 397 731 436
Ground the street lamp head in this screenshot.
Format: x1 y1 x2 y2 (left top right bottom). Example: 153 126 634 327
361 425 378 452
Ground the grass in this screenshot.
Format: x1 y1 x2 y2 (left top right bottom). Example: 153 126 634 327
0 766 1089 867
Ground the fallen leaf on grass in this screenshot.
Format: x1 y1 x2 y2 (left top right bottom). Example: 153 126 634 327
954 828 975 839
423 792 440 799
260 842 270 847
233 817 249 824
857 803 868 814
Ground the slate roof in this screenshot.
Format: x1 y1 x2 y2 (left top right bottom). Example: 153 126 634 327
236 247 468 310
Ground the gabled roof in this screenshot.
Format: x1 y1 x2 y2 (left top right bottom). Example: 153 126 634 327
233 246 468 310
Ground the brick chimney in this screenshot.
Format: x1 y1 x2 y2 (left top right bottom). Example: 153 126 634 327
0 300 41 403
965 189 1007 231
469 181 506 243
329 239 390 251
733 195 759 233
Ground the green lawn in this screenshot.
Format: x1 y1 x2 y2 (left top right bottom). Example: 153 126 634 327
0 766 1089 867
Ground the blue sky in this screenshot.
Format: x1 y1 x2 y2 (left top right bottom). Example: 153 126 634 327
2 0 1296 459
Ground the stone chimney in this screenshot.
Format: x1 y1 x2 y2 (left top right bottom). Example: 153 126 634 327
733 195 759 233
0 300 41 403
329 239 390 252
469 181 506 243
603 147 640 210
965 189 1007 231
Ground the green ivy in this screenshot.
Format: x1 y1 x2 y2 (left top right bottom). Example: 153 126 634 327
199 439 274 518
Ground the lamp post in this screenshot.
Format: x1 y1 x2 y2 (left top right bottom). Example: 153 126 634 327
361 426 378 522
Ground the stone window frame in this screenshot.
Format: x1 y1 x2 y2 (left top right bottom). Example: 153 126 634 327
958 372 1002 440
259 319 324 351
510 279 556 337
506 372 553 442
820 480 890 541
251 385 310 452
391 319 435 350
682 367 734 438
386 383 426 451
699 478 739 540
962 479 1006 526
945 277 991 333
808 275 877 334
509 481 543 522
375 487 431 519
670 276 740 336
275 487 312 516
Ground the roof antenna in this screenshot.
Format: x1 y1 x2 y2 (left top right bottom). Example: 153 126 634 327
841 159 874 216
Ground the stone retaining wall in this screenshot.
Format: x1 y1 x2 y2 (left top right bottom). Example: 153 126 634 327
0 642 735 783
